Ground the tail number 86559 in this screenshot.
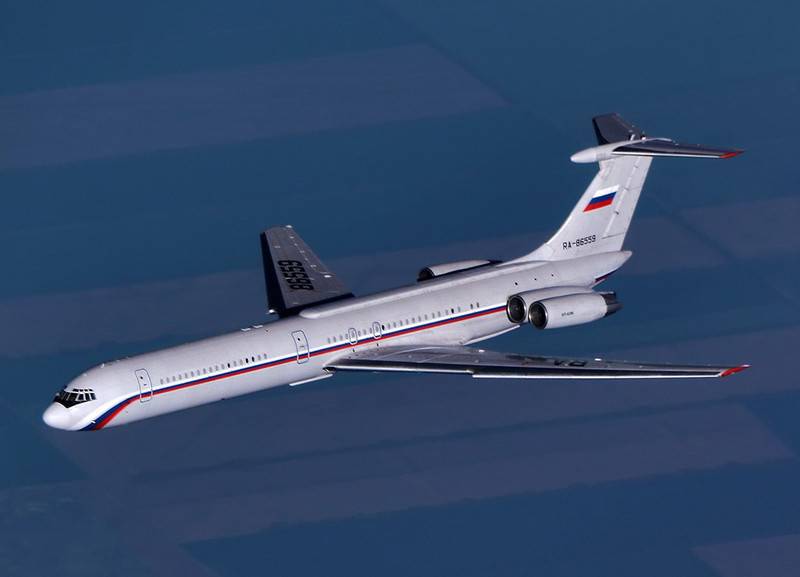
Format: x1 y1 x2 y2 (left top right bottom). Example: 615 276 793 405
278 260 314 290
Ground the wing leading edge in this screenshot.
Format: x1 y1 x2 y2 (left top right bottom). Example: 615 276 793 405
260 226 353 317
327 345 749 379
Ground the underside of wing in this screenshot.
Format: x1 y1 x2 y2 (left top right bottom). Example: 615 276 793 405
260 226 354 317
327 345 749 379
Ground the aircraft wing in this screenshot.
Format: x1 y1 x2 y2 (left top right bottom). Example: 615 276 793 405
260 225 353 317
327 345 748 379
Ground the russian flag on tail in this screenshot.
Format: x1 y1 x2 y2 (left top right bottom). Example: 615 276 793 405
584 185 619 212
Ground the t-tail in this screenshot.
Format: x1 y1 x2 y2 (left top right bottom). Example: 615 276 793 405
520 114 743 261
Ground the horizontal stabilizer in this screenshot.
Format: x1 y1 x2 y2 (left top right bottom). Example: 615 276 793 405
612 138 743 159
575 113 743 163
571 138 743 164
593 113 643 144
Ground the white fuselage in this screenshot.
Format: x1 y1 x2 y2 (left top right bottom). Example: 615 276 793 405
43 251 628 430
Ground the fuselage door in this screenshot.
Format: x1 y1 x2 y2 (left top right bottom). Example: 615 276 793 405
292 330 310 364
135 369 153 402
372 321 382 339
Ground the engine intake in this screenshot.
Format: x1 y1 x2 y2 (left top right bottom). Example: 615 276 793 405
506 294 529 324
529 292 621 329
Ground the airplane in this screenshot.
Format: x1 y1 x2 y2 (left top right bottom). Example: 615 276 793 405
42 114 749 431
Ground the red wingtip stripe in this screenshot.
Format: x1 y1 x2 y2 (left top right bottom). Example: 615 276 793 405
720 364 750 377
719 151 743 159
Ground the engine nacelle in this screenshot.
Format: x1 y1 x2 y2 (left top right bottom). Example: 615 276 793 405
506 287 593 324
417 259 497 282
529 292 622 329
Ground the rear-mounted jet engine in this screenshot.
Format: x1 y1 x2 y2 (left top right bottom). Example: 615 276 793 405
507 292 621 329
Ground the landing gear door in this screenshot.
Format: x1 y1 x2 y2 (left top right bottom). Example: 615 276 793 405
292 330 310 364
135 369 153 402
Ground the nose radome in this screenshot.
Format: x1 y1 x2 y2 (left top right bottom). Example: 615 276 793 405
42 403 71 430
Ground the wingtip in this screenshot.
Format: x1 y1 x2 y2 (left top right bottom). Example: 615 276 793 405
720 364 751 377
719 150 744 159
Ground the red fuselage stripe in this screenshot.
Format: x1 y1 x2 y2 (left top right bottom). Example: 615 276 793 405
91 305 507 429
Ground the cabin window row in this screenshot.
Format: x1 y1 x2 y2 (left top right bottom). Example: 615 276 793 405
159 353 269 385
324 301 481 345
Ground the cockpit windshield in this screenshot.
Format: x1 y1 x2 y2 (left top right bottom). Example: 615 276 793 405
53 388 96 408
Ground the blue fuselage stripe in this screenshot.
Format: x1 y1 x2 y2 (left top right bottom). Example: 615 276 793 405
81 304 507 430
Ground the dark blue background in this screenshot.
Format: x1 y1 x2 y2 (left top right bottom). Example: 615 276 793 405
2 1 799 575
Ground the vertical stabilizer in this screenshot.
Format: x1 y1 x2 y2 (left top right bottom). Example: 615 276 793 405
519 114 742 262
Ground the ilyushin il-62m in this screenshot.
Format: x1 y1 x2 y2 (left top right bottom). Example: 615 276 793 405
43 114 748 431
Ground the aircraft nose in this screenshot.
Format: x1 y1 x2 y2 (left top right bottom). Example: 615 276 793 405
42 403 71 430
